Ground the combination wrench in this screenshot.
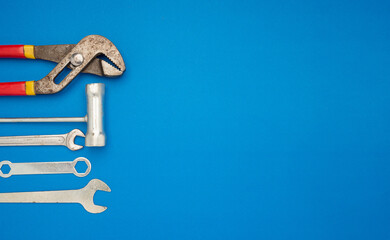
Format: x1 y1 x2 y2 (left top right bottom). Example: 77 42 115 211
0 129 85 151
0 179 111 214
0 157 91 178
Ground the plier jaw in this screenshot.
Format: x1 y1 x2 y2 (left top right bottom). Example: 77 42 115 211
0 35 126 96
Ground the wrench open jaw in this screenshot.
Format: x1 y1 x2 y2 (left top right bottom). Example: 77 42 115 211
79 179 111 214
66 129 85 151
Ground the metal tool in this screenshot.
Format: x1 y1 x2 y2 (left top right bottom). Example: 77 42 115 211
0 129 84 151
0 157 91 178
0 83 105 146
0 179 110 214
0 35 125 96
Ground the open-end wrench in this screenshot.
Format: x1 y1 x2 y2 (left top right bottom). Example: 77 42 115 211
0 157 91 178
0 179 111 214
0 129 85 151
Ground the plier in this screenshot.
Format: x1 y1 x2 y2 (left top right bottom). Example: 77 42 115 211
0 35 126 96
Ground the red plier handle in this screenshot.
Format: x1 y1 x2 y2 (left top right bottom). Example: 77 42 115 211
0 45 36 96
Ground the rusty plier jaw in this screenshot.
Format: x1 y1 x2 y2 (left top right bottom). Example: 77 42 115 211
34 35 126 95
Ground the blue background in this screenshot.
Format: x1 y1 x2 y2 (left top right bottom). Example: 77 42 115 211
1 0 390 239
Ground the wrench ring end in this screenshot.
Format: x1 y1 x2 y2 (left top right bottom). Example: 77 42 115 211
0 160 12 178
72 157 91 177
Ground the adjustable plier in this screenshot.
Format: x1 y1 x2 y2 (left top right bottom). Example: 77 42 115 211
0 35 126 96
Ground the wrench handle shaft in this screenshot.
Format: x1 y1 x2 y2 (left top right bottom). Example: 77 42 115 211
0 189 81 203
0 116 87 123
10 161 75 175
0 134 66 146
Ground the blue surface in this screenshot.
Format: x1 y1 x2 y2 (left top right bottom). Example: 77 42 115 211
1 0 390 239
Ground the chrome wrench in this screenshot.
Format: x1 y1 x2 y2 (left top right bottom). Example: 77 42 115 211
0 179 111 214
0 129 85 151
0 157 91 178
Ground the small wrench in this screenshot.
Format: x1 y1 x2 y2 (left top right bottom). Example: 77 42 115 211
0 129 85 151
0 157 91 178
0 179 111 214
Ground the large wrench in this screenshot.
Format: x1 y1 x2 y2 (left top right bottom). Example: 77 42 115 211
0 158 91 178
0 179 111 214
0 129 85 151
